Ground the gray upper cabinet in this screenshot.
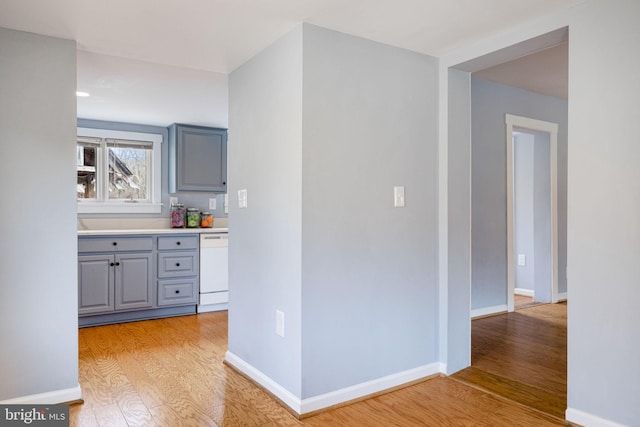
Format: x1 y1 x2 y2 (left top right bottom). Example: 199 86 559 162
168 124 227 193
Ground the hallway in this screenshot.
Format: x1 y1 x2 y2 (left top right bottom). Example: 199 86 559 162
452 303 567 420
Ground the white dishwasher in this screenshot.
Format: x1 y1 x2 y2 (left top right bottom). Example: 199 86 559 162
198 232 228 313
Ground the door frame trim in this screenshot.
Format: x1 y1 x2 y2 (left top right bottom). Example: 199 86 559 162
505 114 559 312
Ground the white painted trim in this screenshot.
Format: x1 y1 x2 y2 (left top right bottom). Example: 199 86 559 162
557 292 568 301
505 114 559 312
225 351 444 416
514 288 534 297
437 59 450 368
471 304 508 319
224 351 302 413
0 385 82 405
300 362 443 414
566 408 628 427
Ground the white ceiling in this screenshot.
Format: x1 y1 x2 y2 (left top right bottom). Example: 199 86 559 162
0 0 579 127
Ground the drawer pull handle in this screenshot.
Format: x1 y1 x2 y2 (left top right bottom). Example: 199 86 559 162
176 241 181 245
176 263 181 267
110 262 115 267
115 262 120 266
112 242 117 246
175 290 180 294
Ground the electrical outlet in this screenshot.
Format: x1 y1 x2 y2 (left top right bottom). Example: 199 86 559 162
209 198 217 210
518 254 526 266
169 196 178 206
275 310 285 337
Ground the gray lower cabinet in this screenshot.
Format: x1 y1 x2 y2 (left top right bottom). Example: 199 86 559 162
168 124 227 193
78 254 114 315
78 252 152 315
114 253 153 310
78 234 198 326
157 235 198 306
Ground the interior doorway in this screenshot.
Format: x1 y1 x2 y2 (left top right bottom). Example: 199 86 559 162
506 114 559 312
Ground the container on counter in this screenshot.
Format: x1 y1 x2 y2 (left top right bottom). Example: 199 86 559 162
200 212 213 228
171 204 186 228
186 208 200 228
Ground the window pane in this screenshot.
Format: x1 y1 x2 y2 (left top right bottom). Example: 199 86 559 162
77 145 97 199
108 145 151 201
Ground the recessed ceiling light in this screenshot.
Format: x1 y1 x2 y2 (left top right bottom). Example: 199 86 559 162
76 91 90 97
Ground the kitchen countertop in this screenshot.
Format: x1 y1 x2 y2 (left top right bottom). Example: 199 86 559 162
77 217 228 236
78 227 228 236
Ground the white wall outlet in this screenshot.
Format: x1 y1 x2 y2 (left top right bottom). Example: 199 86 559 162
209 198 217 210
275 310 285 337
238 189 248 209
518 254 526 266
224 194 228 214
169 196 179 206
394 186 405 207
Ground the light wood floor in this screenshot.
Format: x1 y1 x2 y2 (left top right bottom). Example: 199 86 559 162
452 302 567 421
71 311 565 426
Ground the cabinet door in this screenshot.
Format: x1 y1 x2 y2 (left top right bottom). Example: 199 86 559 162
169 124 227 192
78 255 114 315
114 253 153 310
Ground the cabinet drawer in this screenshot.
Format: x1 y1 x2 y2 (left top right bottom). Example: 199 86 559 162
158 252 197 278
158 279 197 306
79 237 153 253
158 235 198 251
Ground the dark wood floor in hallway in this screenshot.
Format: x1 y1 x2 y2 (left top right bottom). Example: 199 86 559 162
71 311 565 426
452 302 567 421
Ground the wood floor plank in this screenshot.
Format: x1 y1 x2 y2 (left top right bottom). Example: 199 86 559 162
462 302 567 420
72 310 565 426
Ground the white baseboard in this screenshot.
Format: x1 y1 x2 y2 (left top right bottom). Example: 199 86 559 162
557 292 568 301
471 304 508 319
566 407 627 427
514 288 534 297
225 351 302 413
0 385 82 405
300 362 443 414
224 351 443 416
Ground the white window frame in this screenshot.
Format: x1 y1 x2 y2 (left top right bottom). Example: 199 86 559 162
77 127 162 214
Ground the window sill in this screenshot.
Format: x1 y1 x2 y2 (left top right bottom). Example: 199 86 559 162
78 202 162 214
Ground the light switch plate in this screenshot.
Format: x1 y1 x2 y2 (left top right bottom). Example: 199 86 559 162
518 254 526 266
209 198 217 210
394 186 405 208
238 189 248 209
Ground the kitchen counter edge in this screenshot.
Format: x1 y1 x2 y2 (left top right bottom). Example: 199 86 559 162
78 227 228 236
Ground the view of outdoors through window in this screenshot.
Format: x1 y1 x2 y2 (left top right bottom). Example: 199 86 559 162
77 138 152 202
108 145 150 200
77 143 97 199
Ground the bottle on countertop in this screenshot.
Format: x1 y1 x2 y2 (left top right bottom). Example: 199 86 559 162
186 208 200 228
170 204 185 228
200 212 213 228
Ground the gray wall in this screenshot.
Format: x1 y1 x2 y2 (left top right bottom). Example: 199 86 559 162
471 78 568 310
77 119 228 220
532 132 551 302
300 24 439 398
514 134 535 292
446 68 472 373
0 28 78 400
228 23 439 400
228 26 303 397
567 0 640 424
